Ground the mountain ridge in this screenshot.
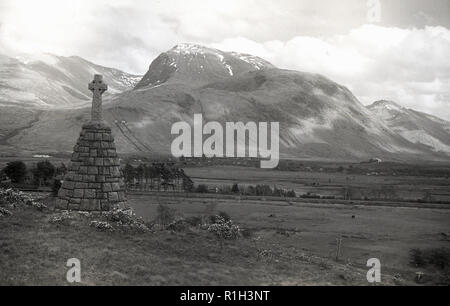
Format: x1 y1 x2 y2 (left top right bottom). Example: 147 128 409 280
0 45 449 162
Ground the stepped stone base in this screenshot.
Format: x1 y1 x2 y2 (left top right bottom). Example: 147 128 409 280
56 122 126 211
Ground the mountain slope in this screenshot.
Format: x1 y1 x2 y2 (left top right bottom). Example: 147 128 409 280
0 53 141 109
368 100 450 154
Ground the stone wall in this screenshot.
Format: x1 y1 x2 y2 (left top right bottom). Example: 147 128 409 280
56 122 126 211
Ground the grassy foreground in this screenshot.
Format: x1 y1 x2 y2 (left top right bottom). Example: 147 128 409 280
0 194 415 286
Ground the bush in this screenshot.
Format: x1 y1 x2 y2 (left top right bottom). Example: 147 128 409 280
410 248 450 270
286 190 297 198
207 216 241 240
90 220 114 232
167 218 190 232
196 184 209 193
103 208 150 232
33 160 56 185
209 211 231 223
0 188 47 211
156 204 175 228
3 161 27 183
0 207 12 217
49 211 74 226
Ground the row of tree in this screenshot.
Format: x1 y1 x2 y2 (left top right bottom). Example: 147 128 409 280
195 183 297 198
0 160 67 186
123 163 194 192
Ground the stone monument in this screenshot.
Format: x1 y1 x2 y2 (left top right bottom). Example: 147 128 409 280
56 75 126 211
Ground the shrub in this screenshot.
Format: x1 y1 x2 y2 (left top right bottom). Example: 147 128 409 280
208 211 231 224
286 190 297 198
196 184 209 193
0 207 12 217
33 160 56 185
207 216 241 240
167 218 190 232
410 248 450 270
103 208 150 232
2 161 27 183
428 248 450 270
0 188 47 211
90 220 114 232
49 211 74 226
156 204 175 228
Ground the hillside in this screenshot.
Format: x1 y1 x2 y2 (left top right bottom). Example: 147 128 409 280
0 53 141 109
368 100 450 154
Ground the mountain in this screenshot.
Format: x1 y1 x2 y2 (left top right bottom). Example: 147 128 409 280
368 100 450 154
0 53 141 109
134 44 274 89
0 44 449 162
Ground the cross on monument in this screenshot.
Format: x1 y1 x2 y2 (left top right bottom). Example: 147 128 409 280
88 74 108 122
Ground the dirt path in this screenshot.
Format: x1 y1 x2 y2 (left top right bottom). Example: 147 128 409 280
0 110 43 145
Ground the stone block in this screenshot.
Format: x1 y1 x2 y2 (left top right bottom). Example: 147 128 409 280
84 189 96 199
80 199 91 211
75 182 88 189
89 183 101 189
86 133 95 141
56 199 68 209
103 183 112 192
94 133 103 141
97 191 108 199
58 188 68 198
95 158 103 166
83 158 94 165
73 189 84 198
101 201 111 211
109 192 119 202
111 183 121 191
90 149 97 157
88 167 98 175
68 203 80 211
79 166 88 174
64 181 75 189
69 198 81 205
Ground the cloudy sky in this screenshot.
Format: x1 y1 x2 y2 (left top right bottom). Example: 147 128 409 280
1 0 449 119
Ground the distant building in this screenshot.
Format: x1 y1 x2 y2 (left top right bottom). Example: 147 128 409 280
369 158 382 164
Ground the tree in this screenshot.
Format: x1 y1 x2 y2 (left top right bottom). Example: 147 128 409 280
33 160 56 186
3 161 27 183
123 163 136 187
231 183 240 194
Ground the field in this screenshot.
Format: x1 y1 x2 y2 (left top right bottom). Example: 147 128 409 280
128 191 450 285
1 163 449 285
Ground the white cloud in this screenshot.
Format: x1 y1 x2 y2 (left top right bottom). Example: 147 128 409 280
0 1 449 120
211 25 450 120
